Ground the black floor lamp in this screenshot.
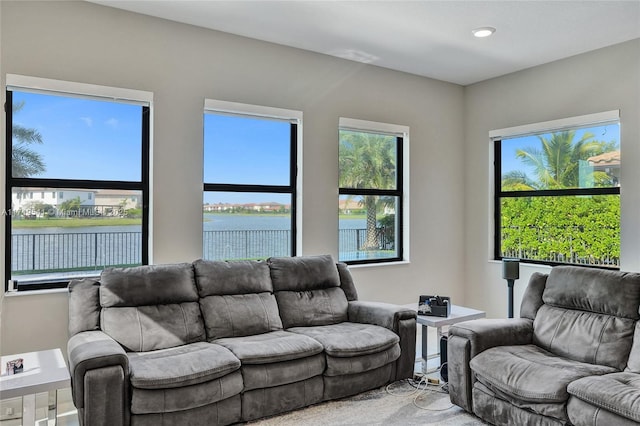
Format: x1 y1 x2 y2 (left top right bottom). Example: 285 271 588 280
502 259 520 318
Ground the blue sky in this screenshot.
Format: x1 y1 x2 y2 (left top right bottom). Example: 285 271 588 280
501 123 620 179
13 91 292 205
13 91 142 181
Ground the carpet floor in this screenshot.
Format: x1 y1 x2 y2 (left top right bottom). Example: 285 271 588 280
248 380 487 425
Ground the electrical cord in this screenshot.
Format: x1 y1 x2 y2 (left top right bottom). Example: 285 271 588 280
385 371 454 412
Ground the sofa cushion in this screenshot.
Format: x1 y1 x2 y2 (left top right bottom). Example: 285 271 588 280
100 263 198 307
567 393 640 426
533 304 636 370
325 344 400 376
193 259 272 296
276 287 348 328
241 377 324 422
289 322 399 357
532 266 640 370
194 259 283 339
127 342 240 389
270 255 349 328
99 263 206 351
337 262 358 301
131 371 243 415
101 302 206 352
323 364 394 400
567 372 640 423
543 266 640 320
131 394 241 425
470 344 617 405
68 278 101 336
215 330 324 364
241 353 325 390
473 381 567 425
269 255 341 292
199 293 283 340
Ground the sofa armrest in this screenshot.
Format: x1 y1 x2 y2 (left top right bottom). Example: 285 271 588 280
67 331 129 426
449 318 533 358
448 318 533 413
348 300 416 331
348 301 417 381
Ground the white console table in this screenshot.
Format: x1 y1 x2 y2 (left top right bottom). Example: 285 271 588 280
0 348 70 426
405 304 486 372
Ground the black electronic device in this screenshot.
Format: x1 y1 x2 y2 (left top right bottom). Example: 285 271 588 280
417 295 451 317
440 335 448 383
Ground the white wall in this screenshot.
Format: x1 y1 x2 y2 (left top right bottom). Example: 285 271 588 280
0 1 465 355
464 39 640 318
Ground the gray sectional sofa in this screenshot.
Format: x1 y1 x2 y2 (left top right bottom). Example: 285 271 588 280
449 265 640 426
66 255 416 425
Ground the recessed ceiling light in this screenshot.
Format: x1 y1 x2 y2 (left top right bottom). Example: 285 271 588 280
472 27 496 38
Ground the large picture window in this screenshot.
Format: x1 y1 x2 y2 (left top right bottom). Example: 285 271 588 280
493 111 620 268
203 100 300 260
338 118 406 264
5 75 151 290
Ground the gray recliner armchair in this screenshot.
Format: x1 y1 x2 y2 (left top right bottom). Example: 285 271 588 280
448 265 640 426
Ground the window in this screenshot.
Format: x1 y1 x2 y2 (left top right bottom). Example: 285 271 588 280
5 75 151 290
493 111 620 268
203 100 300 260
338 118 407 264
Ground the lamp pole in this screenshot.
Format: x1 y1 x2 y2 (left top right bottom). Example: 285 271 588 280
502 259 520 319
506 278 515 318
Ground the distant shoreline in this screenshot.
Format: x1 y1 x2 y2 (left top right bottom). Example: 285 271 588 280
12 212 368 229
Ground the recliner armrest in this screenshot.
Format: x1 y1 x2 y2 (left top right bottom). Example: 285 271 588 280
448 318 533 413
348 300 416 331
449 318 533 358
67 330 128 409
348 301 417 381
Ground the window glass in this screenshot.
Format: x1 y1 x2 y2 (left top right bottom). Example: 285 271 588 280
6 84 149 290
203 106 297 260
11 91 142 181
203 192 291 260
204 114 290 185
496 121 620 268
501 125 620 191
338 126 403 264
339 130 397 190
11 188 143 278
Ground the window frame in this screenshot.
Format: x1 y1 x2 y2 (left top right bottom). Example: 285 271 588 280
4 75 152 291
203 99 302 259
338 117 409 266
491 110 620 268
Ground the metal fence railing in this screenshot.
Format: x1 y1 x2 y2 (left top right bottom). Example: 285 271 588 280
11 227 396 274
203 229 291 260
501 225 619 268
12 232 142 274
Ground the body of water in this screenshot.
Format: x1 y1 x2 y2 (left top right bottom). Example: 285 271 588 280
12 215 371 276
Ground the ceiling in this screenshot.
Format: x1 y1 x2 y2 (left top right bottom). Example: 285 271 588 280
89 1 640 86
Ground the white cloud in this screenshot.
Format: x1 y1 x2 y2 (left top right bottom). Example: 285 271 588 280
80 117 93 127
105 118 119 128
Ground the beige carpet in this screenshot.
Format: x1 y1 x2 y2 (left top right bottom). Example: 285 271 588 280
248 380 487 425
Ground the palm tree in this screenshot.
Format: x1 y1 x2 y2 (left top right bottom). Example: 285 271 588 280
339 131 396 250
12 101 45 177
505 131 616 190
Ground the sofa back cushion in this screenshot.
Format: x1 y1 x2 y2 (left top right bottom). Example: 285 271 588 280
270 255 348 328
100 263 206 352
68 278 101 336
624 323 640 372
193 259 283 339
533 266 640 370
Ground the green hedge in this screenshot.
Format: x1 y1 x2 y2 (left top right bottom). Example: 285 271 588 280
501 195 619 264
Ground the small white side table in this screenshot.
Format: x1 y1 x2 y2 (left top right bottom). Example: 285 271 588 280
0 348 70 426
405 304 486 373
